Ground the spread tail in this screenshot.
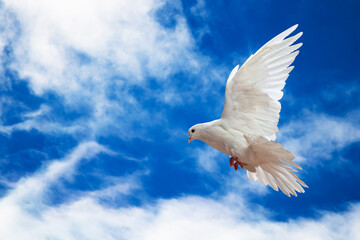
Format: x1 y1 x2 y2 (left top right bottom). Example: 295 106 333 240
244 135 308 197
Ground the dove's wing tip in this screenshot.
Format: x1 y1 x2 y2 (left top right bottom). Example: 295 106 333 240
290 24 299 31
283 24 299 36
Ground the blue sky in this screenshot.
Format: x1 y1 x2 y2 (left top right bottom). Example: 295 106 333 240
0 0 359 239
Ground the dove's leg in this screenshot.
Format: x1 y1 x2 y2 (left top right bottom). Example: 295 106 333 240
230 157 247 171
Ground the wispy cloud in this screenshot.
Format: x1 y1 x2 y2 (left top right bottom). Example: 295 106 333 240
278 110 360 166
193 145 224 173
2 142 109 203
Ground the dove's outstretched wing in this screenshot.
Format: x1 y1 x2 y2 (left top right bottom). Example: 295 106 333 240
221 25 302 140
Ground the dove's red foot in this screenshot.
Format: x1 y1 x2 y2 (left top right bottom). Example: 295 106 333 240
230 157 247 171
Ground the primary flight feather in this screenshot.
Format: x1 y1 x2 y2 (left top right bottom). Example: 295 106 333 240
188 25 308 197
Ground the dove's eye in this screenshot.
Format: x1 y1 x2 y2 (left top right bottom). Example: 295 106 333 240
191 129 195 133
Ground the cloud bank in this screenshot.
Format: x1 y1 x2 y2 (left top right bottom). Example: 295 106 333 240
0 144 358 240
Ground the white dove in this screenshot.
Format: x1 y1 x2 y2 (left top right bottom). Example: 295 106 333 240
188 25 308 197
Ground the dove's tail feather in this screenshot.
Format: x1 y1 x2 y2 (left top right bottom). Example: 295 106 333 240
244 135 308 197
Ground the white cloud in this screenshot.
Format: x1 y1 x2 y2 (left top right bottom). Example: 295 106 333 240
2 142 110 204
0 103 89 137
0 151 359 240
278 110 360 165
193 145 224 173
0 0 218 139
191 0 208 19
2 0 199 94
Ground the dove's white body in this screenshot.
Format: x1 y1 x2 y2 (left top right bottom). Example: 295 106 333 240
188 25 308 197
194 120 248 159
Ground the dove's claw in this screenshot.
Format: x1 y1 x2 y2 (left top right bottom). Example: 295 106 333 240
230 159 234 167
230 156 237 167
234 162 239 171
229 156 246 171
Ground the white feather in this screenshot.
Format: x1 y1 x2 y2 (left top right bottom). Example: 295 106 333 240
222 25 302 140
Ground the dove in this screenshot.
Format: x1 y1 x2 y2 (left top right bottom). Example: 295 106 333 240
188 25 308 197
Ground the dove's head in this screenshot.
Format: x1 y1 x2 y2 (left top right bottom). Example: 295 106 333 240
188 123 206 143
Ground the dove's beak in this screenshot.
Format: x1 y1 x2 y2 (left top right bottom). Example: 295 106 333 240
188 136 193 143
